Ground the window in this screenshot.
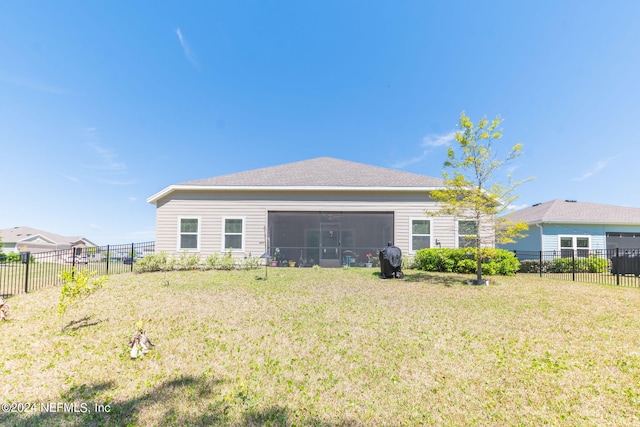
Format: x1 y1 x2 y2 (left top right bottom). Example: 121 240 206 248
559 236 590 257
458 220 478 248
410 219 431 251
179 218 199 250
224 218 244 251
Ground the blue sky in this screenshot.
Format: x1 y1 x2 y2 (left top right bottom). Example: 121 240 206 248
2 1 639 245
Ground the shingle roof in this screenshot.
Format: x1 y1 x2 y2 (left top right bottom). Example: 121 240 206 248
507 199 640 224
180 157 445 188
0 226 94 245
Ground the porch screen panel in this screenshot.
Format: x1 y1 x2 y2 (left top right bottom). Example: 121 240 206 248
269 212 393 266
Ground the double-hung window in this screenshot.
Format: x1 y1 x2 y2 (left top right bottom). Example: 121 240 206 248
560 236 590 257
458 220 478 248
179 218 199 251
223 218 244 251
410 219 431 251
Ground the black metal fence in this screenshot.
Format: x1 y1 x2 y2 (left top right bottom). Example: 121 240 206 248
514 248 640 287
0 242 155 297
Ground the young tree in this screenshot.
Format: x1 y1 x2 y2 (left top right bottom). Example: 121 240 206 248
429 111 532 284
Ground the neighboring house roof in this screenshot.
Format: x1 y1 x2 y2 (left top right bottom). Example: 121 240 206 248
507 199 640 225
148 157 445 204
0 226 98 247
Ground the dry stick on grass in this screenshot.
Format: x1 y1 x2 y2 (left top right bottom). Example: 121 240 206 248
0 297 9 321
129 321 155 358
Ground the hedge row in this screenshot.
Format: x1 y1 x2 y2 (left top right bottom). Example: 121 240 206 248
0 253 21 263
414 248 520 276
133 251 261 273
518 257 608 273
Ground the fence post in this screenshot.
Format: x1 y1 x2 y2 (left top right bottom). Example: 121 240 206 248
23 252 31 294
571 249 576 281
106 245 110 275
539 251 543 278
130 243 135 272
615 247 620 286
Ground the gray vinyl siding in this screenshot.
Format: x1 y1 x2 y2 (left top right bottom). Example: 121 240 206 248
154 189 493 258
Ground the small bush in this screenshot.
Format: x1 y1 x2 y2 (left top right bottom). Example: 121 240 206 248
402 255 417 269
134 252 169 273
549 256 608 273
173 251 201 271
518 259 553 273
58 269 108 324
414 248 456 273
0 253 21 263
204 250 236 270
238 256 261 270
414 248 520 276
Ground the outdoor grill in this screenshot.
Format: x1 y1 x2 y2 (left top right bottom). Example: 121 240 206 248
379 242 404 279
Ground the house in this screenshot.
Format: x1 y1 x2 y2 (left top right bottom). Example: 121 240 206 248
499 199 640 257
0 226 98 254
147 157 494 267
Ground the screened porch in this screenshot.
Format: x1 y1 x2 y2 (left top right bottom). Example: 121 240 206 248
269 212 394 268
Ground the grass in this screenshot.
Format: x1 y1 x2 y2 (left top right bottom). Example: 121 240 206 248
1 268 639 426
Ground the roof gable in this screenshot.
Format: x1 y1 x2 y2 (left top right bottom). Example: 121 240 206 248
507 199 640 225
148 157 444 204
181 157 444 188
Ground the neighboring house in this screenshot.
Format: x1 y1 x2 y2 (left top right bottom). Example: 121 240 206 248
147 157 495 267
0 226 98 254
499 199 640 256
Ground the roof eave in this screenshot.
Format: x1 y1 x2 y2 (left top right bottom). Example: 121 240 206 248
527 219 640 226
147 184 443 205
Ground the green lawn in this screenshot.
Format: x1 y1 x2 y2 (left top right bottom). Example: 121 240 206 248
1 268 639 426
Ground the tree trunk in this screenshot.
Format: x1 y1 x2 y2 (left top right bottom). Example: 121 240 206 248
476 244 483 284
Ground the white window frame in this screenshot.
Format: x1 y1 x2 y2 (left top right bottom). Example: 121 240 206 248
222 217 245 252
457 220 478 249
409 218 431 253
558 235 590 257
177 217 200 252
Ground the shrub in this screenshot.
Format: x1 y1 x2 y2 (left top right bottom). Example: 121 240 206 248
402 255 417 269
414 248 456 273
0 253 21 263
204 250 236 270
518 259 553 273
414 248 520 276
173 251 201 271
134 252 169 273
58 269 108 325
549 256 608 273
238 256 261 270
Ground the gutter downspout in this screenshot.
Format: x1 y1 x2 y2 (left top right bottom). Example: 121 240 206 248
536 223 544 251
536 223 544 277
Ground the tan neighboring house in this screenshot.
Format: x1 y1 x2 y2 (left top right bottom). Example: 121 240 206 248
0 226 98 255
147 157 494 267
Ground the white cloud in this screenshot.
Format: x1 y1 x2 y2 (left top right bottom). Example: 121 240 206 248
391 130 457 168
60 173 79 183
572 156 619 182
421 131 457 147
506 203 529 211
0 72 68 94
175 28 199 67
82 128 135 186
87 141 126 172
